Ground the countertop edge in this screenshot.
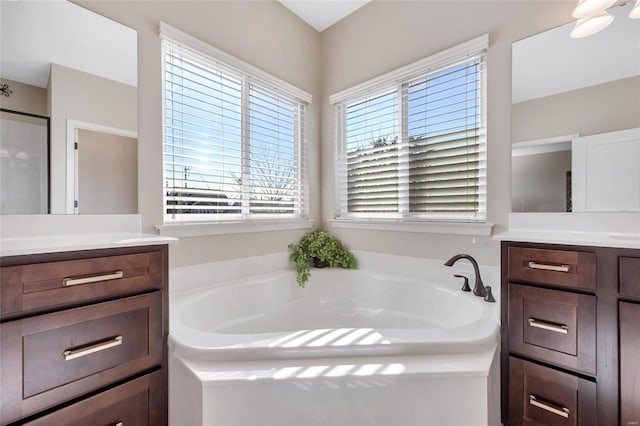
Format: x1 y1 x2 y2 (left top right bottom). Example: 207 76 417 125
0 233 178 257
493 230 640 249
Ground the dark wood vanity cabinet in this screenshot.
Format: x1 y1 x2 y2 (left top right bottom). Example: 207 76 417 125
508 357 597 426
620 302 640 425
0 245 169 426
501 241 640 426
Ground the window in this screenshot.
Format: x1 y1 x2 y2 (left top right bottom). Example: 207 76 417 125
161 28 310 223
332 35 487 222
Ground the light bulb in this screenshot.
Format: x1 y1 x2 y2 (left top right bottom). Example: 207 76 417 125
570 11 615 38
572 0 617 18
630 0 640 19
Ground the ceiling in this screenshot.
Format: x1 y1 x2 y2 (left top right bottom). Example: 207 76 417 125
512 1 640 103
279 0 369 32
0 1 137 89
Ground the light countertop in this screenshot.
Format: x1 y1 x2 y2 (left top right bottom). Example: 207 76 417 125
0 232 177 257
493 229 640 249
495 212 640 249
1 215 177 257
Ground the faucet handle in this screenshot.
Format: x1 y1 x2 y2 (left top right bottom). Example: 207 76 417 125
454 274 471 292
484 286 496 303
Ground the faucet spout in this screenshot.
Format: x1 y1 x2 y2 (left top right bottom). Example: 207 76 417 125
444 254 487 297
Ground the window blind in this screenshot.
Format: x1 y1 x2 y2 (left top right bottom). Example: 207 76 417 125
334 37 487 221
343 89 400 213
162 37 307 221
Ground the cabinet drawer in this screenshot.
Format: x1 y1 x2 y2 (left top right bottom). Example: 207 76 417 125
1 251 163 319
23 371 164 426
0 292 162 425
620 302 640 426
509 283 596 375
620 257 640 299
508 357 597 426
508 247 596 290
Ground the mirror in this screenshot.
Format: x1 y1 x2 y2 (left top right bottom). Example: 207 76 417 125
511 1 640 212
0 1 137 214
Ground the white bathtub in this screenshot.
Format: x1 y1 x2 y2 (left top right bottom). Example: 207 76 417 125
169 252 500 426
171 269 498 361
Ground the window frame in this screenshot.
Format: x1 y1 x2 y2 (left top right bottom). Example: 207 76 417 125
332 35 489 226
159 23 311 228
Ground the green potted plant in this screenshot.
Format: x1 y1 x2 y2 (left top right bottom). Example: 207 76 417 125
288 229 357 287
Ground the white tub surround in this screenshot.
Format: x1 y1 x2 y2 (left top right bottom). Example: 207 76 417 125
170 348 498 426
169 251 500 426
494 212 640 248
0 214 177 256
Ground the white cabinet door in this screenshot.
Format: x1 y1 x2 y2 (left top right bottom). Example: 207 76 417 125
572 127 640 212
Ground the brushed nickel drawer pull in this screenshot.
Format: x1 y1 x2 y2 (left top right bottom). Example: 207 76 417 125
63 270 124 286
528 261 570 273
529 395 570 418
62 336 123 361
528 318 569 334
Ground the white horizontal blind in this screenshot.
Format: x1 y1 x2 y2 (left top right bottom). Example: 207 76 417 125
407 57 485 215
344 89 400 213
162 37 307 221
334 39 487 221
248 84 302 214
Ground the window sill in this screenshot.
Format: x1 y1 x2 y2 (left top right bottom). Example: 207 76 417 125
156 219 315 238
327 218 494 236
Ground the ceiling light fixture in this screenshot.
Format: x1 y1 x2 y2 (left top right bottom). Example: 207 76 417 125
570 0 637 38
630 0 640 18
0 83 12 97
572 0 617 18
571 11 615 37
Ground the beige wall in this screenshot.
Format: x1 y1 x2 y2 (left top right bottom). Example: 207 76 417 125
320 1 576 266
512 150 571 213
0 78 47 116
512 75 640 143
49 64 137 213
73 1 586 268
77 1 582 268
77 1 322 268
77 129 137 214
